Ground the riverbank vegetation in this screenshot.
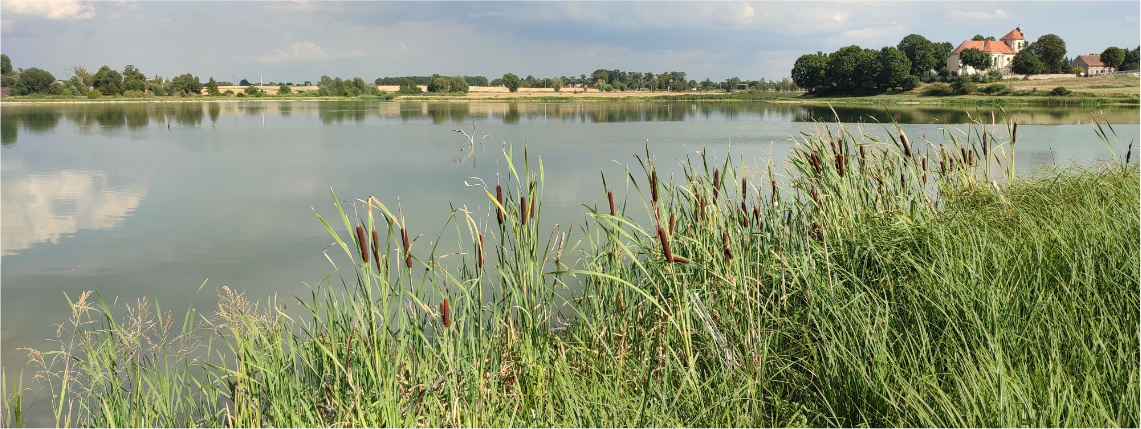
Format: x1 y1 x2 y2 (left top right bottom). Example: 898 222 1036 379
4 115 1137 427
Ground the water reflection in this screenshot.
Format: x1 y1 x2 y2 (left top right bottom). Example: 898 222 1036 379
0 101 1136 145
1 167 147 255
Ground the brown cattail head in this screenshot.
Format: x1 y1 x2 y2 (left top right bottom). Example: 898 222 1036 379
752 206 761 225
722 231 733 259
656 225 672 262
372 230 381 272
960 147 968 164
811 187 820 205
713 169 721 201
356 225 369 264
940 159 947 175
477 233 484 268
440 298 450 328
669 212 676 235
650 170 659 204
607 190 616 216
520 196 528 226
1127 140 1134 165
811 221 822 241
983 132 989 158
968 149 975 165
836 153 845 177
530 196 535 220
922 157 928 171
899 126 912 158
402 227 412 268
741 177 748 199
698 194 706 218
830 139 840 156
496 185 504 225
1012 123 1018 146
859 144 867 160
900 172 905 188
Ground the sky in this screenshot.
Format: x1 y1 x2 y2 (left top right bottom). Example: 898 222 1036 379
1 1 1138 85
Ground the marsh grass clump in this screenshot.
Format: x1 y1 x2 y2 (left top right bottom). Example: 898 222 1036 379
6 116 1138 427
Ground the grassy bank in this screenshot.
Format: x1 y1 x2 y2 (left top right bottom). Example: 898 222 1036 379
4 119 1138 427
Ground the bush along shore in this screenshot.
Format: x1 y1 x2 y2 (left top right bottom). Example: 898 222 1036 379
4 117 1138 427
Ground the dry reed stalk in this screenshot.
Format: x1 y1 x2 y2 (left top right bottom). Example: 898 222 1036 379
356 225 369 264
496 185 504 225
441 298 450 328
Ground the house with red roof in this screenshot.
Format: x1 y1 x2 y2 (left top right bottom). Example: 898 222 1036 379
1070 55 1113 76
947 27 1026 76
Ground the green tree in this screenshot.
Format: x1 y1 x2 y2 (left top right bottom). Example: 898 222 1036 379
171 73 202 96
877 46 912 90
1 54 11 75
93 65 123 95
501 73 521 92
897 34 937 77
958 47 992 73
1027 34 1067 73
724 76 742 92
427 74 450 93
206 77 221 96
398 78 422 94
449 75 469 93
932 41 954 75
17 68 55 94
1010 50 1043 75
551 76 564 92
791 53 828 93
1100 46 1125 70
1122 46 1140 71
244 85 262 96
277 84 291 95
971 35 995 41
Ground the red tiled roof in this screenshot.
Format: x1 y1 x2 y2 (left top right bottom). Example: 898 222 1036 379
1000 28 1024 41
950 40 1014 55
1076 55 1106 67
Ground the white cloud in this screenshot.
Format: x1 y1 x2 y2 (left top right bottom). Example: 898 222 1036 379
713 2 756 26
252 41 330 63
3 0 95 20
261 1 342 13
840 22 904 41
949 8 1009 20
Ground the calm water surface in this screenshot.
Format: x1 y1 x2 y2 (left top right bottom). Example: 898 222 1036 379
2 100 1137 422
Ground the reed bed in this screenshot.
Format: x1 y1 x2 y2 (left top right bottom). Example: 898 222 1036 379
5 117 1138 427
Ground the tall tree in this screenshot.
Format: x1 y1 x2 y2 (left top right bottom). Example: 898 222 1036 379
92 65 123 95
1122 46 1140 71
501 73 521 92
0 54 11 75
897 34 937 77
877 46 913 90
1027 34 1067 73
791 53 828 93
171 73 202 95
206 77 221 96
1011 50 1043 75
1100 46 1125 70
17 68 55 94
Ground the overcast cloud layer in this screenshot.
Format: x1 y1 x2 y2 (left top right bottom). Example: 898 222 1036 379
1 1 1138 84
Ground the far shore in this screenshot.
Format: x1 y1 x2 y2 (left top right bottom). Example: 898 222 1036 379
2 75 1136 105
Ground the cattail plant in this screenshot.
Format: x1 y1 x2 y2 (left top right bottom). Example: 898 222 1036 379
898 126 913 158
356 225 368 264
372 230 381 273
713 168 721 201
608 190 616 217
402 226 412 268
521 196 528 226
440 298 450 329
722 230 733 260
496 184 504 225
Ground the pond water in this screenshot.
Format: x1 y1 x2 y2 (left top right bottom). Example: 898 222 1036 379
1 100 1137 423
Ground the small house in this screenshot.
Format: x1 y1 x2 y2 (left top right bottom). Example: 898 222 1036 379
1071 55 1112 76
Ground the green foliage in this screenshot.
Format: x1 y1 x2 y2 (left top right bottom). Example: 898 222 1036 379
1100 46 1125 68
1011 50 1043 75
122 89 145 98
397 78 422 95
427 74 450 93
277 84 291 95
951 74 977 94
792 53 829 94
877 46 912 90
1050 86 1072 96
0 73 19 94
92 65 123 95
48 81 64 96
16 67 54 94
121 65 145 92
502 73 521 92
0 54 10 75
551 76 564 92
72 66 93 89
1027 34 1067 73
1121 46 1140 71
448 75 469 93
932 41 954 75
206 78 221 96
922 82 954 96
171 73 202 96
959 47 991 72
244 85 262 96
898 34 937 77
981 83 1009 95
